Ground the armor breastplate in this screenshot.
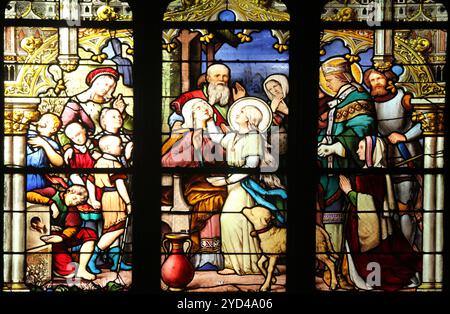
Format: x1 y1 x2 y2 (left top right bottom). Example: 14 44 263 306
375 90 412 135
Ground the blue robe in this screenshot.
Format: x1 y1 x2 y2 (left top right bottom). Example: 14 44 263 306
26 131 61 191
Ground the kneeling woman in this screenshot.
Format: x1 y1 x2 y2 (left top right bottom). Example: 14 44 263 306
339 136 421 291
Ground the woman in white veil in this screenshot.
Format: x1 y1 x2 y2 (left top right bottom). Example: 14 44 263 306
338 136 421 291
263 74 289 154
263 74 289 125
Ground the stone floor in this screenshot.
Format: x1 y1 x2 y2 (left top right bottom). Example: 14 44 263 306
162 266 286 292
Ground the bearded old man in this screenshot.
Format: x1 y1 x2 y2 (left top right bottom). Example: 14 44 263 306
364 68 423 249
168 63 246 131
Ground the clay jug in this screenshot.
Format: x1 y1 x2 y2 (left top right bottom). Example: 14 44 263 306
161 233 194 291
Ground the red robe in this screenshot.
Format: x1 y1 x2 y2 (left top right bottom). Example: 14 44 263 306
161 131 224 167
68 147 96 184
347 174 422 291
53 205 97 276
69 148 95 169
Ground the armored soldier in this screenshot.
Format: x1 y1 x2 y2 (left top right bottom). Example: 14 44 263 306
364 68 423 249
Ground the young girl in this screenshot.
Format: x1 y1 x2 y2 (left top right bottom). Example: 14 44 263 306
207 98 286 275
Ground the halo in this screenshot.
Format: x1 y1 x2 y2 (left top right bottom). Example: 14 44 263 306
319 57 363 97
228 97 272 133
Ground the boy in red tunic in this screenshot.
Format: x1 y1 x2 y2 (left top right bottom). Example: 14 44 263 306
40 185 98 281
64 122 101 212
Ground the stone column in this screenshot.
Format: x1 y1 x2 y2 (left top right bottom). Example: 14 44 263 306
372 0 395 72
57 27 80 72
413 99 445 291
171 175 192 233
3 98 40 292
58 3 80 73
160 175 192 234
3 137 13 288
435 136 444 290
421 136 436 289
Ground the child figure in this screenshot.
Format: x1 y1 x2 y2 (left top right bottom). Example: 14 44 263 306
26 113 64 199
95 108 133 165
88 135 132 273
39 185 98 281
64 122 101 212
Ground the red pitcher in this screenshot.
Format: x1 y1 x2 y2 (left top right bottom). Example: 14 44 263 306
161 233 195 291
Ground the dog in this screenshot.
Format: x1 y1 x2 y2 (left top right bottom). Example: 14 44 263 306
243 206 286 292
315 224 339 290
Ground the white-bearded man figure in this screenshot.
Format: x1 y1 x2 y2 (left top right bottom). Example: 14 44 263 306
168 63 246 132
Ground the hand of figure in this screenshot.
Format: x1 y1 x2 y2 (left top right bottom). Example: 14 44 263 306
232 82 246 100
270 97 283 112
28 136 47 148
220 123 230 133
125 141 134 160
92 151 102 160
51 225 62 232
91 199 101 210
206 176 227 186
317 144 335 157
388 132 406 144
113 93 126 113
192 129 203 150
126 204 132 215
339 175 352 194
171 121 183 132
64 148 74 164
50 203 60 219
40 235 63 244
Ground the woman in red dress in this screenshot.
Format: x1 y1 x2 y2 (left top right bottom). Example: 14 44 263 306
339 136 421 291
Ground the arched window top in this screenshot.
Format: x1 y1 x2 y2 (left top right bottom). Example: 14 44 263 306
321 0 447 22
163 0 289 22
5 0 133 21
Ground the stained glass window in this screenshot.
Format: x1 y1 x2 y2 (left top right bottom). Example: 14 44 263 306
2 0 134 292
1 0 449 302
317 0 447 292
161 0 289 292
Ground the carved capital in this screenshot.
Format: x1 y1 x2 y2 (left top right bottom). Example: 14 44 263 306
372 55 395 72
57 55 80 73
4 98 40 135
412 104 445 136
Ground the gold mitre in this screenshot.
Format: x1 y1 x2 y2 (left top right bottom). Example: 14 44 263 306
319 56 363 97
320 57 351 76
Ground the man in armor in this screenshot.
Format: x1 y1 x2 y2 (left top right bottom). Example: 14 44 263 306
364 68 423 250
